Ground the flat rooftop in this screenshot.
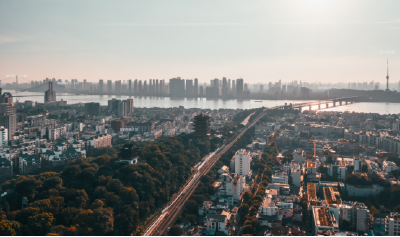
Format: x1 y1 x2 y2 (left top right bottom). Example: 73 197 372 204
323 187 342 205
261 197 273 208
307 162 316 168
308 183 317 201
236 149 249 155
313 207 338 228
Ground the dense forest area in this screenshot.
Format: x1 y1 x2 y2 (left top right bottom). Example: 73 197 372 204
0 109 260 235
0 136 208 235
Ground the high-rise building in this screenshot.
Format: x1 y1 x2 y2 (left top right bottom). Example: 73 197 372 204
125 99 134 115
193 113 210 137
83 79 87 91
134 79 138 94
222 77 228 97
213 78 220 97
232 80 236 96
138 80 142 94
160 80 164 94
143 80 148 95
108 98 121 112
169 78 185 97
84 102 100 118
149 79 153 94
156 79 159 94
0 89 16 140
118 101 127 116
107 80 112 93
115 80 122 93
199 86 203 97
0 126 8 148
194 78 198 97
128 79 132 93
44 82 56 103
236 78 244 97
186 79 193 96
99 79 104 92
235 149 251 176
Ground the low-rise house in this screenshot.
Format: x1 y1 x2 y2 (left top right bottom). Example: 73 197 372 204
218 165 229 174
382 161 398 173
271 172 289 185
277 202 293 219
217 173 246 207
371 213 387 235
118 144 139 165
346 184 384 197
19 154 41 174
0 158 13 182
204 210 231 235
257 196 283 227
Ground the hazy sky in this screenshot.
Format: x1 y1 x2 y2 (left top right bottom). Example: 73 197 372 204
0 0 399 84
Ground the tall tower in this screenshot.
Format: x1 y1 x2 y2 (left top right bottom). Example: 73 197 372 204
386 55 389 91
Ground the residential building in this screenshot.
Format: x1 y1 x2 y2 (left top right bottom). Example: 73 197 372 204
204 210 231 235
84 102 100 118
0 158 13 182
312 207 339 234
0 126 8 147
327 161 347 180
383 161 398 173
257 196 282 227
271 172 289 185
234 149 251 176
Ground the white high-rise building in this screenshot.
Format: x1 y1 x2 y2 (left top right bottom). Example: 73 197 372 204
0 126 8 147
234 149 251 176
354 157 362 172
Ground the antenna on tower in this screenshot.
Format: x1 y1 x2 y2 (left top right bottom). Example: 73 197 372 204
381 50 394 91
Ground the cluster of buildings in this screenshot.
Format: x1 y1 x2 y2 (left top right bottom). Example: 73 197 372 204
200 149 257 235
250 109 400 236
0 88 247 183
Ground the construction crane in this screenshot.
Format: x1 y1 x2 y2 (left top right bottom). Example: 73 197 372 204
308 139 340 158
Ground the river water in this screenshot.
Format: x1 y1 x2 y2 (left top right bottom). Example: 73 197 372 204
7 90 399 114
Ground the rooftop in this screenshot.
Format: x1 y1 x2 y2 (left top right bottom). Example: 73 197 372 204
308 183 317 201
313 207 338 228
307 162 316 168
323 187 342 205
236 149 249 155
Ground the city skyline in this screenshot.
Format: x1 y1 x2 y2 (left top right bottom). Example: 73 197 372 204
1 0 400 83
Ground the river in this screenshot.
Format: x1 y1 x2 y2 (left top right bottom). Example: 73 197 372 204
6 90 399 114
